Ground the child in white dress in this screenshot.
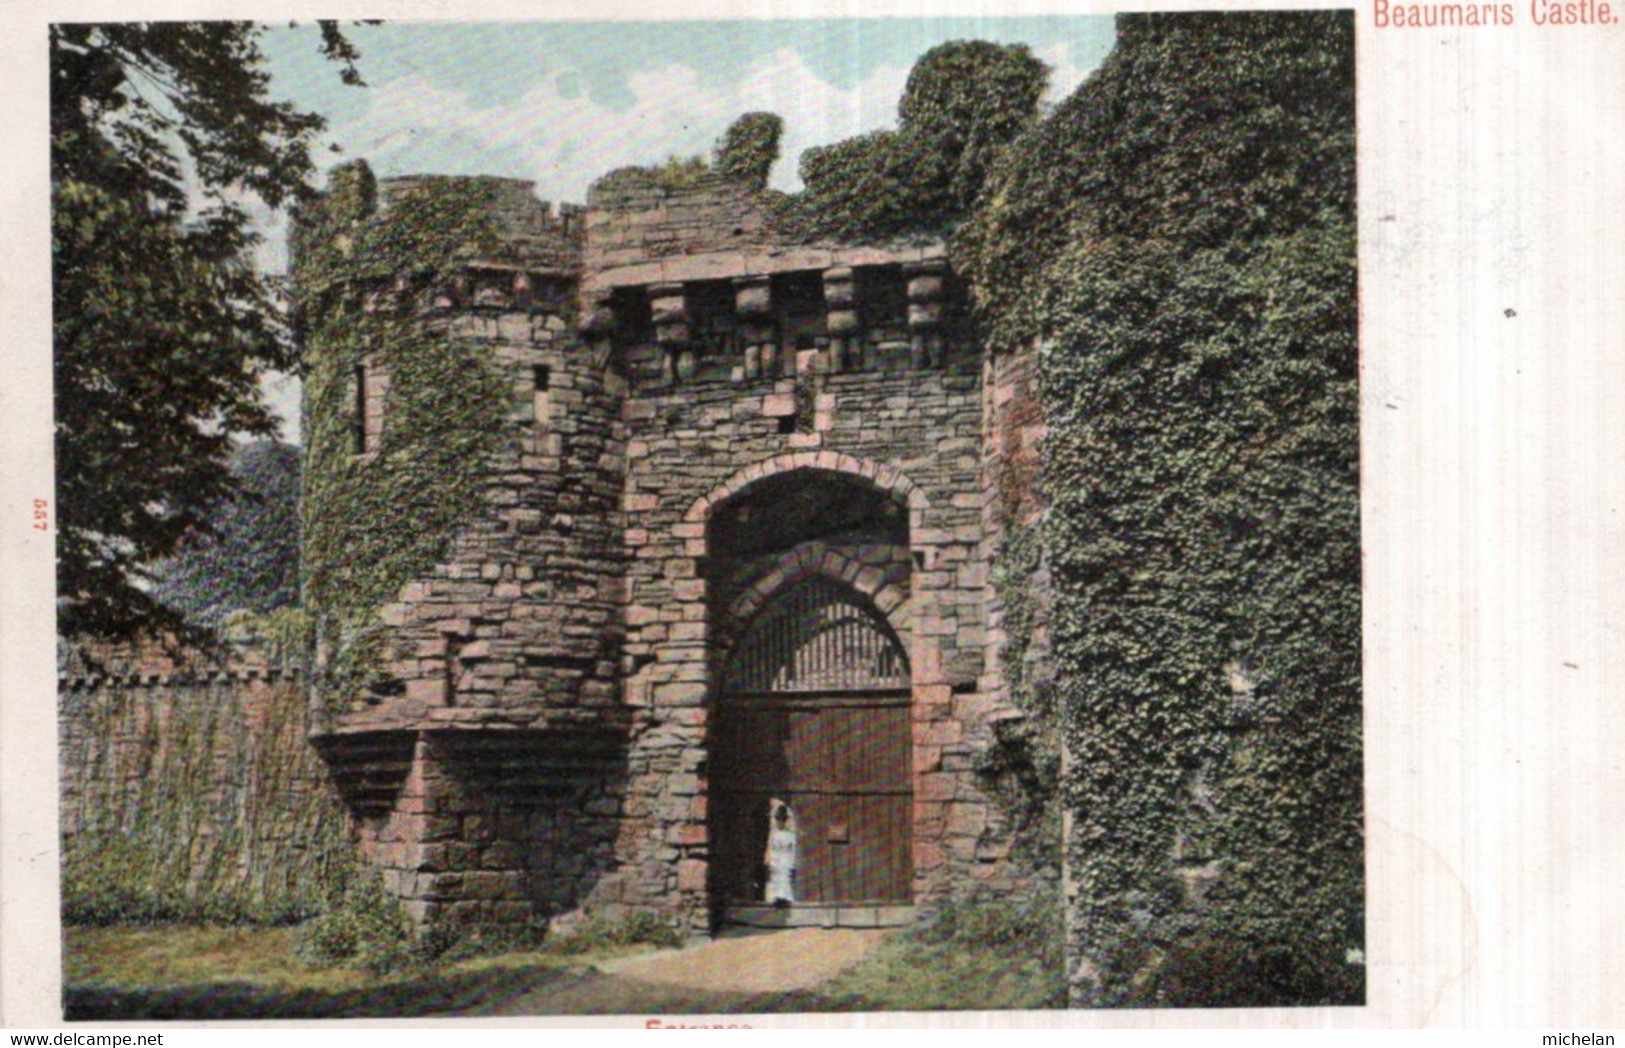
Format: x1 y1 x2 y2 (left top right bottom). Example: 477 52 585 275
764 801 797 906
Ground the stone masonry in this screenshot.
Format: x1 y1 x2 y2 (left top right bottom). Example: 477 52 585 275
304 166 1051 937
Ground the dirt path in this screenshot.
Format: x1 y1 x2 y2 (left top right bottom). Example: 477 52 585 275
479 928 892 1016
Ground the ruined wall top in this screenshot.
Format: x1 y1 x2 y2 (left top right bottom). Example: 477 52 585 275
580 171 946 295
312 165 948 296
310 170 585 278
584 172 774 271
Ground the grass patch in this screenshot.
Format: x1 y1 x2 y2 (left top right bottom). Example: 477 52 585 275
63 899 1068 1019
62 924 603 1020
793 897 1067 1011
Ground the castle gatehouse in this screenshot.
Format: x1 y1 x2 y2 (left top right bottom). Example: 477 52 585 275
296 164 1049 937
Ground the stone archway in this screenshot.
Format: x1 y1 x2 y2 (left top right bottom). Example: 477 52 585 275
683 451 930 529
692 456 924 927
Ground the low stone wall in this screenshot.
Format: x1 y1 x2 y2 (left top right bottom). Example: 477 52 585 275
58 641 349 924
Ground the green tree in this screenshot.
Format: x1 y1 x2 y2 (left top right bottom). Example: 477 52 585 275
151 440 302 628
51 22 362 639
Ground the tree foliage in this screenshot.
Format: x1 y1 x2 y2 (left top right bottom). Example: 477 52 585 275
51 22 361 639
898 40 1051 215
961 12 1361 1005
151 440 301 628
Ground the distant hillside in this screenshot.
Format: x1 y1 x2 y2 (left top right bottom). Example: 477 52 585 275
152 440 301 627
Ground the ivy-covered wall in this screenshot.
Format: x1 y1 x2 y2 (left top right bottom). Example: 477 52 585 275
767 40 1048 244
961 11 1362 1006
59 635 349 925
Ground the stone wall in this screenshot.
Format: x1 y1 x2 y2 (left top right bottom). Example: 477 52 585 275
327 312 626 736
58 639 348 923
589 267 1036 922
315 279 637 931
585 173 773 271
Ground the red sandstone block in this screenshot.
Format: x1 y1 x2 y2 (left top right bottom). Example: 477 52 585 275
913 842 946 871
669 622 705 643
913 797 947 827
653 682 707 706
946 804 987 837
406 679 451 701
953 693 994 721
912 646 944 684
669 706 707 728
917 773 956 802
912 745 942 774
676 858 707 893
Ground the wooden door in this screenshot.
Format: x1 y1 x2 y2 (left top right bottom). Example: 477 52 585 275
711 578 912 905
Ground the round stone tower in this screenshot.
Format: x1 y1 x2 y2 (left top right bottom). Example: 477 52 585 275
293 161 633 936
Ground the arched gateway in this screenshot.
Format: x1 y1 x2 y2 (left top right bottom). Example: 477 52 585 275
700 461 918 926
710 576 914 917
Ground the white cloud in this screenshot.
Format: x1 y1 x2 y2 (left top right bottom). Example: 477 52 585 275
323 38 1098 207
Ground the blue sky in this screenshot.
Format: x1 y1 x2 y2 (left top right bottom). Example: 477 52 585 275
253 16 1115 438
261 17 1113 208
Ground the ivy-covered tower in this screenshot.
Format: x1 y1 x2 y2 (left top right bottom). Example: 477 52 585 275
294 162 633 933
